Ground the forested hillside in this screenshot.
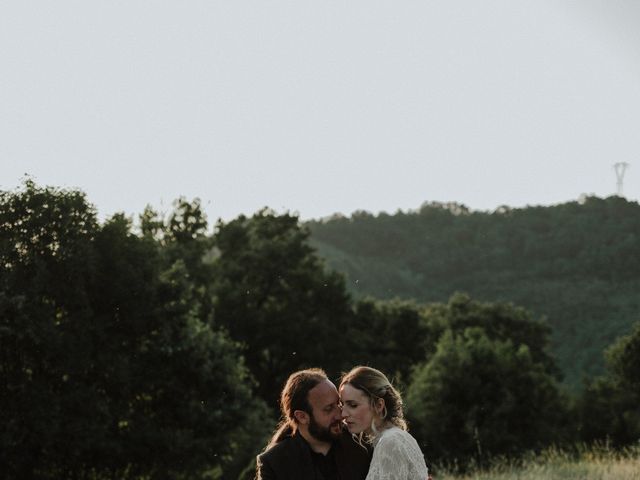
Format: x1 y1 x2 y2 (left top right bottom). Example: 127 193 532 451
307 196 640 386
3 182 639 478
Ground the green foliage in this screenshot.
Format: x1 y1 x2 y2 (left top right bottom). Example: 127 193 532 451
403 295 570 468
406 327 569 467
141 198 216 322
605 322 640 390
0 181 259 479
5 180 639 477
211 209 355 407
221 401 274 480
349 298 431 387
422 293 560 378
579 377 640 447
308 197 640 386
579 322 640 446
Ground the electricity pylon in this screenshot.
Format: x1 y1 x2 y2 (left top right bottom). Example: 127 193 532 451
614 162 629 196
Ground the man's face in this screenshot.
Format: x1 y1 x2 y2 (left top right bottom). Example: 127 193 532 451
306 379 343 442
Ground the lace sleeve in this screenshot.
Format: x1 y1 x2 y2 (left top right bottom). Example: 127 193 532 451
365 429 428 480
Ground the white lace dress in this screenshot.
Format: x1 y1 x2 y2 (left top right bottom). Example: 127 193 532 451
366 427 429 480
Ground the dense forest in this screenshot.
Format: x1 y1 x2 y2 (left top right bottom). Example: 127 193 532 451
2 181 639 479
307 197 640 387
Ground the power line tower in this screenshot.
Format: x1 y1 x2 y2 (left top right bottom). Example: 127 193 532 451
614 162 629 196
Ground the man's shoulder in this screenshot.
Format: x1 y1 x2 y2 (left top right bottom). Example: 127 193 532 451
258 431 367 463
258 435 300 464
257 430 370 480
334 430 371 480
256 434 313 480
335 430 370 457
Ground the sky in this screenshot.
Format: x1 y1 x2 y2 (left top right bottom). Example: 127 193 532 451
2 1 640 224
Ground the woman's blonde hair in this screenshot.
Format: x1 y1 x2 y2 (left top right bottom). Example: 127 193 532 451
340 366 407 438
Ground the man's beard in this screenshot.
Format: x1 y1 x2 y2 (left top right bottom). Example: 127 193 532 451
308 413 341 442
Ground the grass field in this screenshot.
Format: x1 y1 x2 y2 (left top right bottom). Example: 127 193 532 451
435 446 640 480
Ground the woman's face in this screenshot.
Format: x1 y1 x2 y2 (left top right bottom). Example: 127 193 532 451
340 383 375 435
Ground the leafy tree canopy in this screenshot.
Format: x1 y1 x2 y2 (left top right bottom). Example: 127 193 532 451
579 322 640 446
0 181 259 480
406 327 569 468
211 209 355 407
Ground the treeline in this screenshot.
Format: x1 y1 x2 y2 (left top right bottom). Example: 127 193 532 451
307 198 640 386
1 181 639 479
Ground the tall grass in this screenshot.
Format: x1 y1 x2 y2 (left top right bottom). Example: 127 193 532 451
435 444 640 480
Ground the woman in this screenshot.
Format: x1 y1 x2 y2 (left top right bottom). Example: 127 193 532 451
340 366 429 480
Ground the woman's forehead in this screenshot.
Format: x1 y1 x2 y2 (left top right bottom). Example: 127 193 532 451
339 383 367 400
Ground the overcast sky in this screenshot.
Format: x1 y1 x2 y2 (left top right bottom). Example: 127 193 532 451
2 1 639 223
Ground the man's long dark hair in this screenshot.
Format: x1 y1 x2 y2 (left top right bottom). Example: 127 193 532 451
265 368 328 450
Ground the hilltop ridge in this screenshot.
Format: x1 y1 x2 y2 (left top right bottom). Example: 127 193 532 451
307 195 640 386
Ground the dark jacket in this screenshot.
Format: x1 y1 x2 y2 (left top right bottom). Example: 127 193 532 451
256 430 370 480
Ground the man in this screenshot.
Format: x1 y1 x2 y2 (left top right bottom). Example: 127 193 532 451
256 368 370 480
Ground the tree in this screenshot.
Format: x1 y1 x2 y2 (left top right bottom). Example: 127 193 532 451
406 327 569 468
579 322 640 446
1 180 100 479
140 197 216 321
211 209 355 407
0 181 259 479
422 293 560 378
606 322 640 390
349 298 430 386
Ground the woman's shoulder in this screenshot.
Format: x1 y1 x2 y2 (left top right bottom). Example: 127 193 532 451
379 426 413 439
370 426 429 478
375 426 418 447
378 426 402 438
